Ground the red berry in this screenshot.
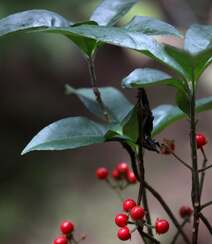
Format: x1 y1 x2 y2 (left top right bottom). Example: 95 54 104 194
112 168 121 180
196 133 207 149
126 171 137 184
130 206 145 220
116 162 129 174
96 167 108 180
179 206 193 219
123 198 136 212
155 219 169 234
54 236 68 244
117 227 131 241
115 214 129 227
60 221 74 234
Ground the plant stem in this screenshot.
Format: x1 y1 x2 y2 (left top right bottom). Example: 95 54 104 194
190 89 200 244
145 181 191 244
171 219 189 244
198 164 212 172
170 151 192 170
200 200 212 210
199 147 208 196
137 225 160 244
143 188 154 237
199 213 212 235
87 56 110 122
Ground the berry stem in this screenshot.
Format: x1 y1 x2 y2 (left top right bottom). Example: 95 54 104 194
200 200 212 210
199 213 212 235
170 218 189 244
198 164 212 172
137 225 160 244
144 182 191 244
170 151 192 171
189 85 200 244
105 178 124 201
199 147 208 196
87 55 110 122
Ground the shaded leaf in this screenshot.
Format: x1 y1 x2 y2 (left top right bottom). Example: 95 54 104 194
90 0 138 26
125 16 181 37
22 117 107 154
65 85 133 122
152 96 212 136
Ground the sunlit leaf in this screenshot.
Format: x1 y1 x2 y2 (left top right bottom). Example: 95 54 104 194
90 0 138 26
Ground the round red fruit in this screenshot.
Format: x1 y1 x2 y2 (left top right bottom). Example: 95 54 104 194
115 214 129 227
116 162 129 174
155 219 169 234
123 198 136 212
127 171 137 184
60 220 74 234
179 206 193 219
196 133 207 149
53 236 68 244
112 168 121 180
130 206 145 220
96 167 108 180
117 227 131 241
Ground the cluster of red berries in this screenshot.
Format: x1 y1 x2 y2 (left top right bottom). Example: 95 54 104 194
196 133 207 149
115 198 169 241
96 162 137 184
53 221 75 244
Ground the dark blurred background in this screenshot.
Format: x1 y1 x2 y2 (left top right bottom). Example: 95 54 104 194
0 0 212 243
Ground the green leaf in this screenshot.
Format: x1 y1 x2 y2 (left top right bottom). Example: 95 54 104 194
0 10 97 57
22 117 108 154
184 24 212 55
122 68 183 91
175 89 190 115
125 16 181 37
90 0 138 26
65 85 133 122
152 96 212 136
0 9 71 37
45 25 189 79
184 24 212 80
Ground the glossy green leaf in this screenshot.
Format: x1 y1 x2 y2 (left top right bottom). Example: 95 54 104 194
125 16 181 37
90 0 138 26
122 68 184 91
65 85 133 122
184 24 212 55
0 9 71 37
184 24 212 80
0 10 98 57
38 25 189 79
22 117 108 154
152 96 212 136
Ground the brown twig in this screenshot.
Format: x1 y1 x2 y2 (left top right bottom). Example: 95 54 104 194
200 201 212 211
199 213 212 235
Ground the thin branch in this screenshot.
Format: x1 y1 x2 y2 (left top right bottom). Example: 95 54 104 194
171 151 193 171
143 188 154 238
199 213 212 235
198 164 212 173
200 201 212 211
199 147 208 197
144 182 191 244
171 218 189 244
87 56 110 122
